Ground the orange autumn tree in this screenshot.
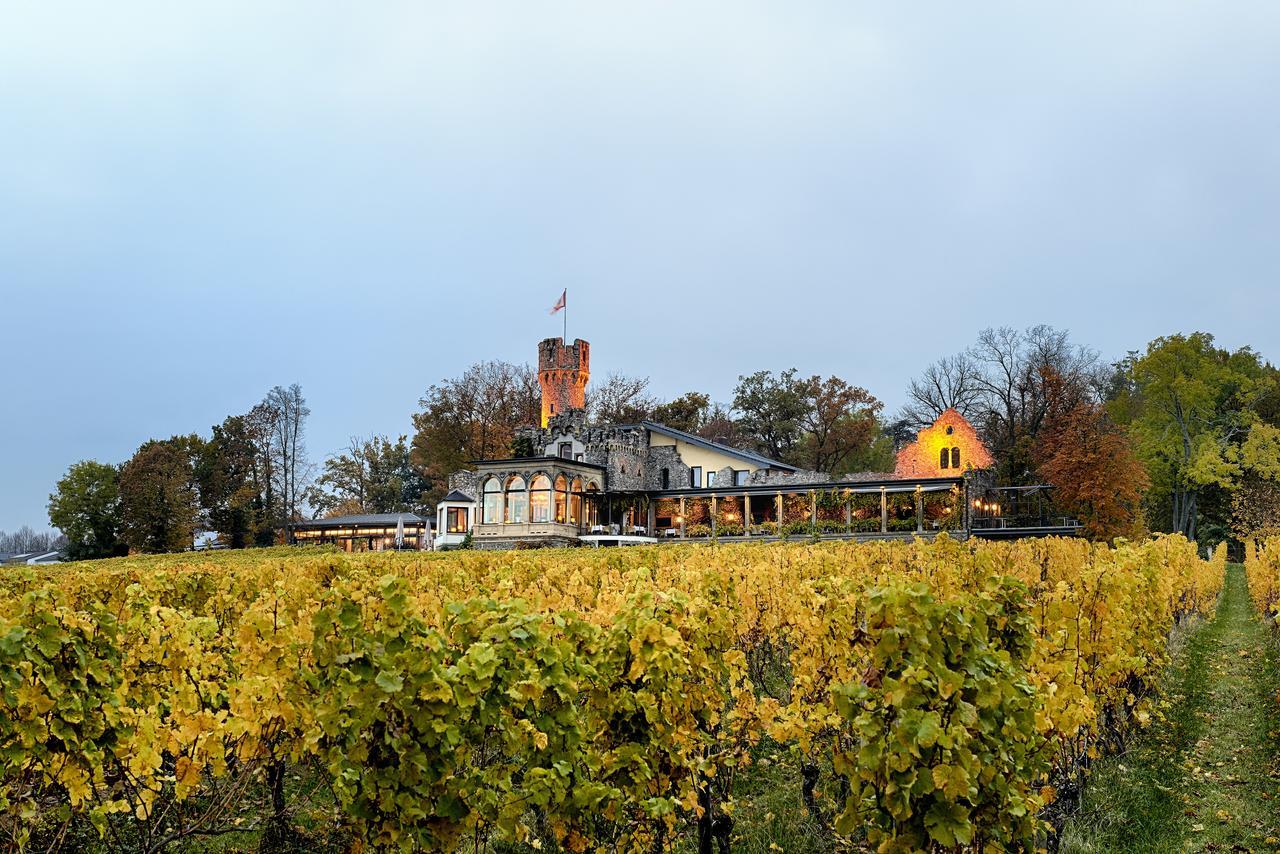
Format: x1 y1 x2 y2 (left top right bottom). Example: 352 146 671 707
1035 371 1148 541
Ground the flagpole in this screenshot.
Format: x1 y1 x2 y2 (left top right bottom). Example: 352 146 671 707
563 289 567 342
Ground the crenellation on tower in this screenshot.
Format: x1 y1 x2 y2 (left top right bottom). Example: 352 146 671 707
538 337 590 427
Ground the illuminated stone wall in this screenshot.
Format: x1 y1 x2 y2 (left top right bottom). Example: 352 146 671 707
894 408 993 478
538 337 590 427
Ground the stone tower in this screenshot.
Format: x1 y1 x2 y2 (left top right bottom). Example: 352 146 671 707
538 337 590 427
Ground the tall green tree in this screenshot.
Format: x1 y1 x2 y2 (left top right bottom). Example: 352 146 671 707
308 435 428 517
652 392 712 434
119 436 202 554
47 460 125 560
732 369 889 473
1112 332 1273 540
732 369 811 465
195 415 271 548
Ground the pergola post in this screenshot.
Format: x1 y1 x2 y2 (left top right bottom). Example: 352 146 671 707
744 493 752 537
915 487 924 534
711 494 718 537
775 493 783 530
880 487 888 534
679 496 686 538
647 500 656 535
845 491 852 533
810 491 818 528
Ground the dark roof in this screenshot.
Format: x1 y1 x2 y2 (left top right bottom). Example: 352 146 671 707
640 421 801 472
441 490 474 503
295 513 426 529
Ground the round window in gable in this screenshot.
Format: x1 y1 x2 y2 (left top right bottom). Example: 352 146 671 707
945 425 954 435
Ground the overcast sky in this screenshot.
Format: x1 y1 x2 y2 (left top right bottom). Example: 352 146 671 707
3 2 1279 531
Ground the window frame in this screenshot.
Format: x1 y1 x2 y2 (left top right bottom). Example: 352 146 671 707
482 478 502 524
446 506 469 534
529 474 552 523
504 476 528 524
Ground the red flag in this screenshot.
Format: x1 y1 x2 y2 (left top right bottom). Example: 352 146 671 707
549 289 566 314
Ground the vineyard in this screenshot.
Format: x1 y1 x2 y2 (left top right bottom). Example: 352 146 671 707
0 535 1225 852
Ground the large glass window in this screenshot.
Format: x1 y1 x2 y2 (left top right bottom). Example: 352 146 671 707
554 475 568 523
505 476 527 523
482 478 502 524
447 506 468 533
707 471 716 487
570 477 583 526
690 466 702 488
530 474 552 523
734 469 749 486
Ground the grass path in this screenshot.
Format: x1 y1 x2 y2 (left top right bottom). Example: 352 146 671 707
1062 563 1280 852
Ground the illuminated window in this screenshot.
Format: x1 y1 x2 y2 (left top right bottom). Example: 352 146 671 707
482 478 502 524
690 466 702 488
951 447 960 469
554 474 568 522
530 474 552 523
447 507 468 533
505 476 527 523
569 477 583 525
940 449 949 469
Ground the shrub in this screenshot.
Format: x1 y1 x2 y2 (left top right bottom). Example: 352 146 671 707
831 578 1046 850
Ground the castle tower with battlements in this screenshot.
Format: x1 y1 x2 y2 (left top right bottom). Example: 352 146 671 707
538 337 590 427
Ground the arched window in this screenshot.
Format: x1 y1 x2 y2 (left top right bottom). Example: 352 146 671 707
505 476 527 524
951 447 960 469
530 474 552 523
554 475 568 523
939 448 950 470
482 478 502 524
569 477 583 526
660 468 669 490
